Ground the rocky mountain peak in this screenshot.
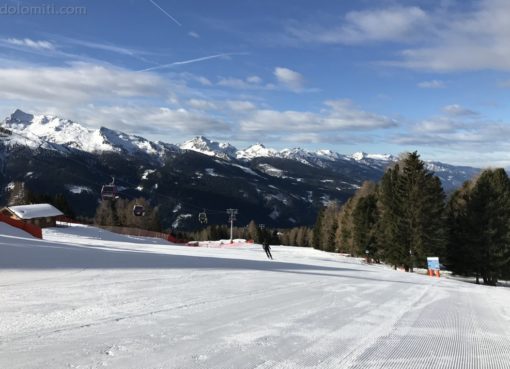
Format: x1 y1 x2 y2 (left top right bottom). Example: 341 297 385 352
7 109 34 124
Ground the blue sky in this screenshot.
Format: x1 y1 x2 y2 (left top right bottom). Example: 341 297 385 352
1 0 510 166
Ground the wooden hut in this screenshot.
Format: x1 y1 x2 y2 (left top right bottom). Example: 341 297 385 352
1 203 63 228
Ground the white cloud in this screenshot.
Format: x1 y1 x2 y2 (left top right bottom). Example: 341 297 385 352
324 99 398 129
240 99 397 133
394 0 510 71
5 38 55 50
188 31 200 38
442 104 478 117
415 118 461 133
417 80 446 89
217 71 310 92
0 63 164 103
394 103 510 157
274 67 304 91
187 99 217 110
218 76 274 90
194 75 213 86
393 125 510 149
286 6 428 44
166 93 180 105
226 100 257 111
79 105 230 136
341 6 428 43
282 132 371 144
246 75 262 84
284 1 510 72
282 133 323 144
218 77 253 89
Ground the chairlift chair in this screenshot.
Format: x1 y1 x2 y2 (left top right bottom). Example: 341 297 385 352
198 210 208 224
133 204 145 217
101 177 118 201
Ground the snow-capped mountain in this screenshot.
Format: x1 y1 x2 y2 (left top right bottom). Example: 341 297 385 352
350 151 395 162
0 110 414 172
236 143 278 160
5 109 111 152
349 151 397 171
97 127 178 158
0 109 481 229
183 138 382 169
180 136 237 160
237 145 350 168
1 110 479 188
316 149 345 161
3 109 177 159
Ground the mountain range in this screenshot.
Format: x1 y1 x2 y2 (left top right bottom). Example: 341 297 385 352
0 110 480 229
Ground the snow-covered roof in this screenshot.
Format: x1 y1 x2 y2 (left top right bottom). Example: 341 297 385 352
7 203 63 220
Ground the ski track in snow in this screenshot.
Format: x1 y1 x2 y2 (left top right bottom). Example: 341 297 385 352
0 224 509 369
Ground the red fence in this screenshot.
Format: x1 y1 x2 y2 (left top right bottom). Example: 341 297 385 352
55 216 186 244
0 214 43 239
96 226 187 244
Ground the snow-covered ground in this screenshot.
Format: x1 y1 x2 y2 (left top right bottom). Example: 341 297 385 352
1 223 509 369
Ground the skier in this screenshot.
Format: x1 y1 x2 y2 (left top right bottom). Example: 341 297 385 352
262 240 273 260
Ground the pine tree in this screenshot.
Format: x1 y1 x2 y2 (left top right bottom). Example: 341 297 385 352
319 203 339 252
114 199 128 227
296 227 306 246
377 153 446 271
332 181 378 255
312 208 324 249
288 227 299 246
94 200 115 226
338 199 354 254
377 165 406 268
306 228 314 247
279 230 290 245
448 169 510 285
52 194 75 217
247 220 260 242
397 152 446 270
352 194 379 257
446 182 477 278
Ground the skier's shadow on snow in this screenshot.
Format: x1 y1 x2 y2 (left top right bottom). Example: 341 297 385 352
0 239 423 285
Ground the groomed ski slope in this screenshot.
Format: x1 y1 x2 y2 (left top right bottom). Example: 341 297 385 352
0 223 509 369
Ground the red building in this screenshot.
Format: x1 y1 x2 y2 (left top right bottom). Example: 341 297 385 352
1 203 64 228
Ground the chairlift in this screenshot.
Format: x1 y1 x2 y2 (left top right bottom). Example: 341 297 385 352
198 210 208 224
101 177 117 201
133 204 145 217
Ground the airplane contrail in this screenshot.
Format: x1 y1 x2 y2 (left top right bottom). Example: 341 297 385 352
138 52 248 72
149 0 182 27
